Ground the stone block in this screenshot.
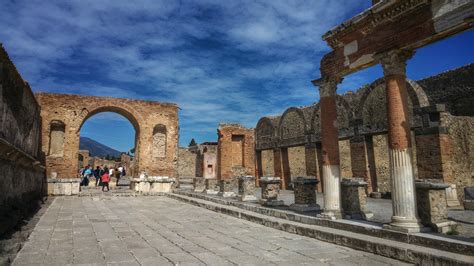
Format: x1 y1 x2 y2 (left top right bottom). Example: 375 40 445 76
259 177 284 207
218 179 237 197
290 177 320 212
46 178 81 196
193 177 206 193
446 184 461 207
341 178 373 220
205 178 219 195
416 181 457 233
238 176 257 201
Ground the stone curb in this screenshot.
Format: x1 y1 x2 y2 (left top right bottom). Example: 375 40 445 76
167 192 474 265
173 190 474 256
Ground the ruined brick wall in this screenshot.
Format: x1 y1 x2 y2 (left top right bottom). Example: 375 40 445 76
418 64 474 116
36 93 179 178
372 134 390 193
0 45 44 224
338 140 352 178
217 124 255 180
178 147 197 178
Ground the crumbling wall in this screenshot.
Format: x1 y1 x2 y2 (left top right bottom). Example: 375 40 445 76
178 147 197 178
339 140 352 178
444 114 474 202
0 45 44 232
261 149 274 176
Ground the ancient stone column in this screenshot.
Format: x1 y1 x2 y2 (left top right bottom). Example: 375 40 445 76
377 50 424 232
313 76 343 219
259 177 284 206
238 176 257 201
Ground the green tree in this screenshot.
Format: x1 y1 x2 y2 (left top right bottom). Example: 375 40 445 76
189 138 197 147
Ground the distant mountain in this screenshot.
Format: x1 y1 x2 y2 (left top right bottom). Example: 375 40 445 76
79 137 122 158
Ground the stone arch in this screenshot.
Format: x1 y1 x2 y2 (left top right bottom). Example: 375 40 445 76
279 107 308 140
152 124 167 159
255 117 277 146
48 120 66 157
356 78 429 129
311 95 353 135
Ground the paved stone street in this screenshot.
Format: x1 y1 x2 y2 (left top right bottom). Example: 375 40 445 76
13 196 410 265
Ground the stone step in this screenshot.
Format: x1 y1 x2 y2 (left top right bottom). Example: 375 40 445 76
166 192 474 265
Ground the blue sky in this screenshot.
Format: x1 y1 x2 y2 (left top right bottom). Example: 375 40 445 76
1 1 473 151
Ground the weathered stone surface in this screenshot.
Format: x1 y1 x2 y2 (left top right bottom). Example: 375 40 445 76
290 177 320 212
193 176 206 193
0 46 45 232
205 178 219 195
259 177 284 206
46 178 80 196
218 178 237 197
36 93 179 179
341 178 373 220
131 176 175 194
238 176 257 201
415 181 456 233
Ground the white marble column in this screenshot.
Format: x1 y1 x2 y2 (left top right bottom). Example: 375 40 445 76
313 76 343 219
377 50 424 232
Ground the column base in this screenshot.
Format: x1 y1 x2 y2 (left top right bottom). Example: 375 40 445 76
344 211 374 220
289 203 320 213
260 199 285 207
206 189 219 195
218 191 236 198
318 209 343 220
384 216 430 233
240 195 258 202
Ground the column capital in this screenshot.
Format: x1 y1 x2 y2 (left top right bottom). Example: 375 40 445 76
375 49 414 76
312 76 343 97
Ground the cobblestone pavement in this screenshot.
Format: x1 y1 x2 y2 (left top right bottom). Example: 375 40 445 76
13 196 410 265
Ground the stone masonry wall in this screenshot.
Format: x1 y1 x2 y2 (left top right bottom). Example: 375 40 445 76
178 147 197 178
287 146 306 181
0 45 44 229
217 124 255 180
36 93 179 178
339 140 352 178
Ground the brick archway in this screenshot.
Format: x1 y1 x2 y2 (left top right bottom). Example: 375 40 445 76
36 93 178 179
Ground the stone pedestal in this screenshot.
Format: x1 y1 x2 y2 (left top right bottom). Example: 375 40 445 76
464 187 474 210
416 181 456 233
131 176 175 193
205 178 219 195
46 178 81 196
193 177 206 193
259 177 284 207
290 177 320 212
341 179 373 220
218 179 237 197
446 184 461 208
238 176 257 201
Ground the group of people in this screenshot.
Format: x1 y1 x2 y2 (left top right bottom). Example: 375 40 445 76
79 164 126 192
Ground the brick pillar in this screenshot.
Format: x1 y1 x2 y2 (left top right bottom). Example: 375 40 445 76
304 143 318 178
280 147 291 190
256 150 263 185
415 105 460 207
316 143 324 192
273 148 283 179
313 76 342 219
377 50 424 232
350 136 374 193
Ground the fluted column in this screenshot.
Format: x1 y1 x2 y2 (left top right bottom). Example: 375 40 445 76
313 76 343 219
377 50 424 232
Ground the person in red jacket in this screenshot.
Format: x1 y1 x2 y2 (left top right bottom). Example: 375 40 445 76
101 167 110 192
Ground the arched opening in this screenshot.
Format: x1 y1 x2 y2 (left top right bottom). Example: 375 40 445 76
78 111 138 189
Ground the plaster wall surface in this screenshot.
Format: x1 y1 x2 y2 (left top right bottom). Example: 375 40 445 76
0 46 44 227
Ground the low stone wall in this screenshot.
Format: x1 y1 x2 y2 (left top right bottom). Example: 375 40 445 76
45 178 80 196
131 177 175 194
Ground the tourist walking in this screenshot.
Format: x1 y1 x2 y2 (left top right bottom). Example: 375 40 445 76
115 167 121 186
93 166 102 187
101 168 110 192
